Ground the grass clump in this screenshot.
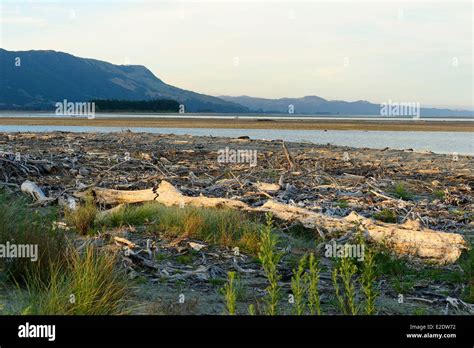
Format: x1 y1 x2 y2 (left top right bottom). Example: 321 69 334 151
100 202 261 254
64 194 97 235
459 248 473 303
373 209 397 223
392 183 414 201
335 199 349 209
23 246 129 315
432 190 445 200
0 192 67 285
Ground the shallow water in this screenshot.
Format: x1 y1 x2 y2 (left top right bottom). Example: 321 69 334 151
0 125 472 155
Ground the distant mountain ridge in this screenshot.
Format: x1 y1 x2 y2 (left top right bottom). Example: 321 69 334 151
0 49 471 116
0 49 248 113
219 95 473 117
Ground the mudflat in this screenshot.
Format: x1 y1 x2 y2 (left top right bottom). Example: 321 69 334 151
0 116 473 132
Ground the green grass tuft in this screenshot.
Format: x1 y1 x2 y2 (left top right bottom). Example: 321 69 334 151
392 183 414 201
22 246 130 315
373 209 397 223
0 192 68 285
64 194 97 235
99 202 262 254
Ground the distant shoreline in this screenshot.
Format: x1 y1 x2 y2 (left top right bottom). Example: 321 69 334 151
0 116 473 132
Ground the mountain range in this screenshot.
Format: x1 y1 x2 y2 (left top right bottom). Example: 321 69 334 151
0 49 247 113
219 96 473 117
0 49 472 116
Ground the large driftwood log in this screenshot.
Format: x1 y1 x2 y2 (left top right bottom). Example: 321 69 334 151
75 181 469 264
77 182 248 210
258 200 468 265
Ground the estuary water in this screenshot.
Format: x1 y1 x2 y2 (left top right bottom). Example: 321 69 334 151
0 125 472 155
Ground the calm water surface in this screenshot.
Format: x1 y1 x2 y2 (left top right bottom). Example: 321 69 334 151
0 125 472 155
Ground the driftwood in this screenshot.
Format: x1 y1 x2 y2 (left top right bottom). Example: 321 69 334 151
258 200 468 264
75 180 468 265
20 180 54 205
281 141 296 169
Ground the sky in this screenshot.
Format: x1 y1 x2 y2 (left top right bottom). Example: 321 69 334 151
0 0 472 109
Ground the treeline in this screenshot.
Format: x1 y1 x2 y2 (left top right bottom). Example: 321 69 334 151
91 99 180 112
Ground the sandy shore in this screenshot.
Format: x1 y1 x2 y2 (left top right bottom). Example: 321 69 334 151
0 116 473 132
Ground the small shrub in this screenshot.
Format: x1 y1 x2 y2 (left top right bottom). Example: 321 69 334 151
258 213 283 315
305 253 322 315
222 271 237 315
332 257 358 315
361 248 378 315
290 255 307 315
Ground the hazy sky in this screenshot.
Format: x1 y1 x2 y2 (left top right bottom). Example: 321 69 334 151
1 0 472 109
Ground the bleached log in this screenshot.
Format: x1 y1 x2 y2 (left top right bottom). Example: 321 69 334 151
253 182 281 193
20 180 50 205
258 200 468 265
76 181 248 210
75 180 469 264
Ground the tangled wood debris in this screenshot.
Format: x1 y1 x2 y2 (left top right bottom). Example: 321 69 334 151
75 180 468 264
1 131 472 315
0 132 472 260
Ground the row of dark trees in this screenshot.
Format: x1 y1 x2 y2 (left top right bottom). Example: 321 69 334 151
91 99 180 112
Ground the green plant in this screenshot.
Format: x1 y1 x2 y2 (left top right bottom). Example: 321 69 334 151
176 254 193 265
291 255 307 315
99 203 262 254
248 304 256 315
23 246 130 315
258 213 283 315
64 194 97 235
459 248 473 303
392 278 414 294
374 251 410 279
305 253 322 315
373 209 397 223
413 307 428 315
392 183 414 201
432 190 445 200
0 193 67 285
332 257 358 315
335 199 349 209
361 248 378 315
222 271 237 315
